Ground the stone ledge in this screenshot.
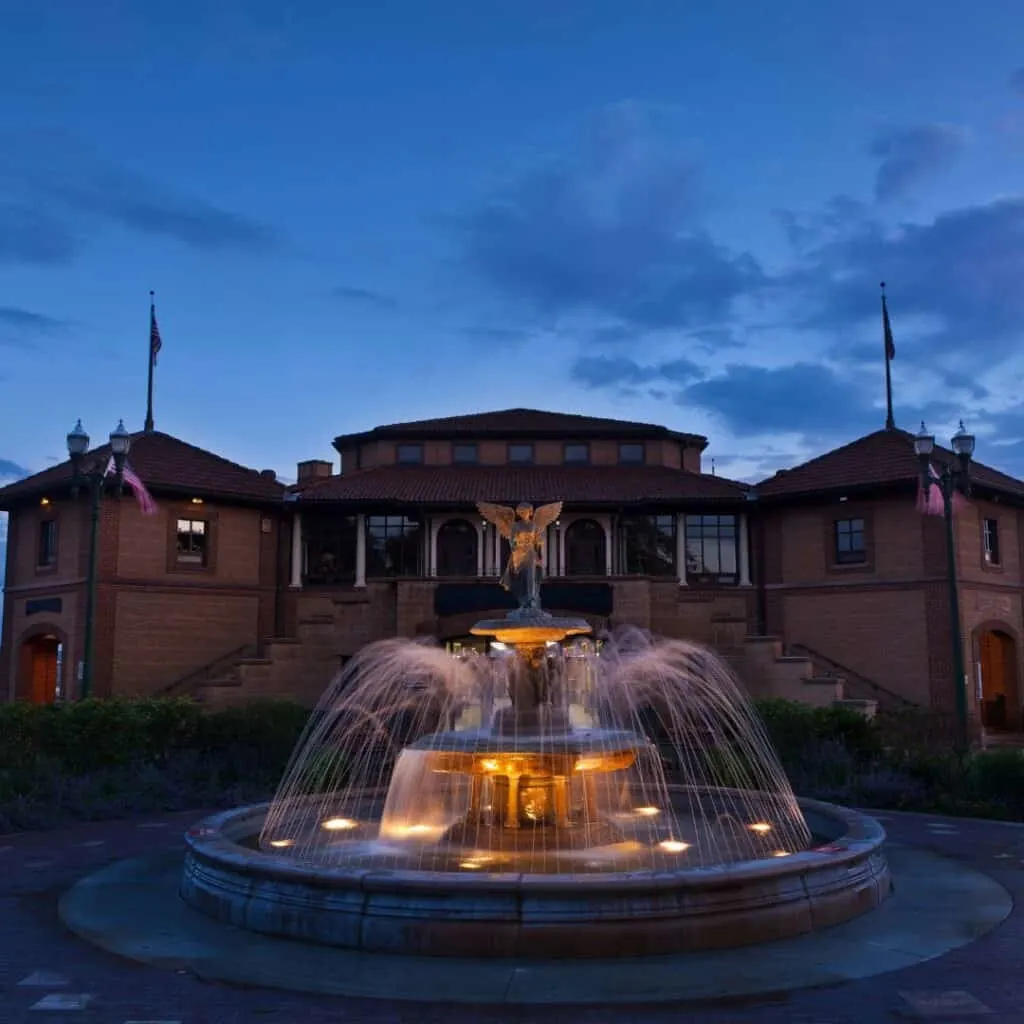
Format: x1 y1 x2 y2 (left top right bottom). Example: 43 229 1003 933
177 796 891 958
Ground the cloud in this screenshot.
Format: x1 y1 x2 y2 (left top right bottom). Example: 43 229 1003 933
0 307 71 351
0 203 78 265
0 132 281 257
40 171 280 252
573 354 703 391
0 307 68 332
331 285 400 310
461 104 765 330
868 123 966 203
681 364 879 435
0 458 30 479
783 198 1024 360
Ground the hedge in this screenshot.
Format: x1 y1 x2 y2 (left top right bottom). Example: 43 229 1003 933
1 696 1022 833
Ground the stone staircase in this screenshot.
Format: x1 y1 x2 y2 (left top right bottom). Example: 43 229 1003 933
731 635 855 710
183 609 874 718
196 597 363 709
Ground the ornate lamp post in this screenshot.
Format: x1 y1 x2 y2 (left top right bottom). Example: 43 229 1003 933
913 420 976 751
66 419 131 699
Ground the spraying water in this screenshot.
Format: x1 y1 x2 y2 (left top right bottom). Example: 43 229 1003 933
259 626 811 874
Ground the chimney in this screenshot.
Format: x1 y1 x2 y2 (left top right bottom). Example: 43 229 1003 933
297 459 333 482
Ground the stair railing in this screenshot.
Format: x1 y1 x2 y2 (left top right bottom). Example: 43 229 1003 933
156 643 257 698
786 641 918 708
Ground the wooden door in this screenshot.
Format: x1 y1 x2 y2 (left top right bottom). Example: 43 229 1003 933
27 637 59 705
979 631 1011 730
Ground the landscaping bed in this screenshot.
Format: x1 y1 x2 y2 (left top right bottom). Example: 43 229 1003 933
1 696 1022 834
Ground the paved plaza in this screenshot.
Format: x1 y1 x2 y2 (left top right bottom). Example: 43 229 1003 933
0 809 1022 1022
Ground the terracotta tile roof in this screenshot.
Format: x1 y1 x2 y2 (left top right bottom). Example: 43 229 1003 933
333 407 708 448
292 464 748 505
0 431 284 507
755 428 1024 499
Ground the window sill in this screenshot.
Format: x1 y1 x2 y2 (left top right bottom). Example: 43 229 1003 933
34 564 58 576
170 561 211 574
828 560 872 573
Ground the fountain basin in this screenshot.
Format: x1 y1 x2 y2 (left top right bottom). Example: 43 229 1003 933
180 794 891 958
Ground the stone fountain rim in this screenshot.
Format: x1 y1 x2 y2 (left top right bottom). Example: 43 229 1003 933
184 792 884 896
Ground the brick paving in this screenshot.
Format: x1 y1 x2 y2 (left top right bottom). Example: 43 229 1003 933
0 808 1022 1022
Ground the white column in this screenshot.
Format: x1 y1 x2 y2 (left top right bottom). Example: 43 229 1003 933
289 512 303 589
476 521 485 576
355 514 367 588
493 526 502 578
557 523 567 577
602 516 613 576
429 516 440 577
676 513 688 586
738 513 751 586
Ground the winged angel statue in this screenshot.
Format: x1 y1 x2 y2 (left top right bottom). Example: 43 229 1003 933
477 501 563 613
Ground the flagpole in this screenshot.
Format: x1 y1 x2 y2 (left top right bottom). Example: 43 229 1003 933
145 290 156 434
881 281 896 431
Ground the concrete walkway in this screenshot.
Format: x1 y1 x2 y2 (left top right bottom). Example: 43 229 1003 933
1 808 1023 1021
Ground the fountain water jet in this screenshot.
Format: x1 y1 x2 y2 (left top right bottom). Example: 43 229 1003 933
257 627 813 872
182 501 890 957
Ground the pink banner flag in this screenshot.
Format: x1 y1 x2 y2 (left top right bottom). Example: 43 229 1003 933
105 457 158 515
916 463 968 517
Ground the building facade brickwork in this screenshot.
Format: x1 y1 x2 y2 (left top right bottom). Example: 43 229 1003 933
0 411 1021 730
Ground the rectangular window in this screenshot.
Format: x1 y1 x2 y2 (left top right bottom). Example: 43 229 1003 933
983 518 1001 566
833 518 866 565
303 514 358 584
619 514 676 576
453 443 478 465
176 518 208 566
396 444 423 465
508 443 534 464
366 515 422 577
564 442 590 465
618 442 645 465
37 519 57 568
684 515 737 583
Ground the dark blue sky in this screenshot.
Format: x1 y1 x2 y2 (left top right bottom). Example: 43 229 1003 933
3 0 1024 494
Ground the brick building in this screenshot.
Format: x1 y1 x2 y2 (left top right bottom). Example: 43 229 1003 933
1 409 1022 730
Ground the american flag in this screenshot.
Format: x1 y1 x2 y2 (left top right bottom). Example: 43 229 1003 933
882 289 895 362
917 462 968 517
105 457 158 515
150 300 163 366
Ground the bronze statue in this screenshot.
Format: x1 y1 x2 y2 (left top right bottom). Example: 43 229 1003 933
477 501 562 612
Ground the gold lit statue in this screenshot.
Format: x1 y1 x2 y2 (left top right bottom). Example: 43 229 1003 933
477 501 562 613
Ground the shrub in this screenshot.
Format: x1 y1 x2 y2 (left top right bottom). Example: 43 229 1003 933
753 699 882 771
0 698 310 834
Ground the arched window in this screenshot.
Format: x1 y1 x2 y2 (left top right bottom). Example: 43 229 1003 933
564 518 605 576
437 518 478 576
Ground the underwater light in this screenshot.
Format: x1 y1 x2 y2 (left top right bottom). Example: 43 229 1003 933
321 817 357 831
658 839 690 853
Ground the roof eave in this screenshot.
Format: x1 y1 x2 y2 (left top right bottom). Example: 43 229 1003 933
290 494 745 508
0 478 285 511
331 426 709 452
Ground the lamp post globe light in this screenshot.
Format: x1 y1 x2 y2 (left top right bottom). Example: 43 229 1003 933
913 420 976 752
66 419 131 700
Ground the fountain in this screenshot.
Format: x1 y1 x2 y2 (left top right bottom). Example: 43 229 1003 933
181 500 891 958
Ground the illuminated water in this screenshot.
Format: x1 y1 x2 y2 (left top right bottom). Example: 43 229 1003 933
260 622 811 872
259 626 812 873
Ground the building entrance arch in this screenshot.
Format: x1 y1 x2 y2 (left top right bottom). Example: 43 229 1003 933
975 626 1019 731
16 627 66 704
